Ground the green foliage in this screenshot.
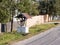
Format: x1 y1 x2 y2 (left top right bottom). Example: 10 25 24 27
0 0 11 23
55 0 60 15
17 0 39 15
36 0 60 15
0 0 39 23
39 0 56 15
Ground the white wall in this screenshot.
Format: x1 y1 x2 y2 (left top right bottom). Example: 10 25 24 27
13 15 45 28
26 15 44 27
0 15 48 32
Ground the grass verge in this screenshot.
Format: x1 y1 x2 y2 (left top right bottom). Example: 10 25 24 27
0 23 57 45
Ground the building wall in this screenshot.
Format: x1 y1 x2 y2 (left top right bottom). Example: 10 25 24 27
44 14 49 22
26 15 44 27
0 15 49 32
12 15 45 30
6 22 11 32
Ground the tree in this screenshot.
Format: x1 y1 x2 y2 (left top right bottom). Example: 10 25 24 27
47 0 56 15
55 0 60 15
0 0 11 32
38 0 56 15
0 0 39 32
17 0 39 15
37 0 56 22
0 0 11 23
0 0 18 32
9 0 39 31
10 0 39 31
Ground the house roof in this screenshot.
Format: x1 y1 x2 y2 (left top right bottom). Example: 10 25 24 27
15 13 31 19
22 13 31 19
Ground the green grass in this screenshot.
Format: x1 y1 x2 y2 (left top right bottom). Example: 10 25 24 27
0 23 57 45
0 32 25 45
29 23 56 35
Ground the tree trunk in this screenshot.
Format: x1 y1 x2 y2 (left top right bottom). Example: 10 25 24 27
11 15 13 32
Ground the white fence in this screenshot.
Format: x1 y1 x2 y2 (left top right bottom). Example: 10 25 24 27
26 15 44 27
